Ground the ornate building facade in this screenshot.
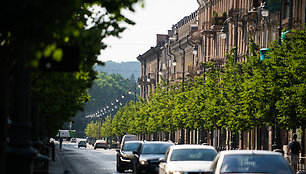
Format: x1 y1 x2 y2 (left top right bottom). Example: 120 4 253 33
137 0 305 156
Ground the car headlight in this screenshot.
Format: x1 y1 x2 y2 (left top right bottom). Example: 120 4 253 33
139 159 147 165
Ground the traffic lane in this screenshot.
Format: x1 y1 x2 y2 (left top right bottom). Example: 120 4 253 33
57 142 132 174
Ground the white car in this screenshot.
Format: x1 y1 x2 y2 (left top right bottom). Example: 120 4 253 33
205 150 294 174
159 144 217 174
94 140 107 149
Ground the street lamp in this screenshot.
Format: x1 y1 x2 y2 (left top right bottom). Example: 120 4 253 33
147 74 151 82
158 67 163 76
192 46 198 55
172 58 177 67
220 25 228 39
261 2 269 47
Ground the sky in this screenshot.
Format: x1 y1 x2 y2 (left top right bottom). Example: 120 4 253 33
98 0 199 63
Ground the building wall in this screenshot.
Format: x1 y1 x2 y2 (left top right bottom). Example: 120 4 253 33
137 0 305 153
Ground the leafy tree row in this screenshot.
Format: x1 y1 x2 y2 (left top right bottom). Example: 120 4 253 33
86 27 305 139
74 72 139 137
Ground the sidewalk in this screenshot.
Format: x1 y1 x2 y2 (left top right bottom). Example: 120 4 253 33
49 143 72 174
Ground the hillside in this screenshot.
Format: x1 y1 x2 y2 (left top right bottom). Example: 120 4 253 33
94 61 141 79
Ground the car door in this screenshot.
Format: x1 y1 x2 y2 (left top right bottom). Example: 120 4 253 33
159 148 170 174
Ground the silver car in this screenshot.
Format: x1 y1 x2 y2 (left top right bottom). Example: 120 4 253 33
205 150 294 174
159 145 217 174
78 141 87 148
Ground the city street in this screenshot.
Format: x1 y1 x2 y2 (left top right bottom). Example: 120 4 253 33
50 140 132 174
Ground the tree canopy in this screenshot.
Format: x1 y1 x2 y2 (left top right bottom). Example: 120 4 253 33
85 27 306 139
1 0 144 137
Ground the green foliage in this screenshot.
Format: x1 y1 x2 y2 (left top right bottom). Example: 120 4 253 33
1 0 144 137
97 27 306 137
265 27 306 129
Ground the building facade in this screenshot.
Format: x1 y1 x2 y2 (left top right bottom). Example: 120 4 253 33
137 0 305 158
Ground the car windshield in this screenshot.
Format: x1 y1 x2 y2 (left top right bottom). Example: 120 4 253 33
220 154 293 174
170 149 217 161
123 142 142 151
141 143 172 154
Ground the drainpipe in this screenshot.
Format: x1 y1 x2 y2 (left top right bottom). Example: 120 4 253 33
178 39 186 144
153 47 160 84
166 46 171 87
169 43 176 75
178 40 185 92
143 60 146 99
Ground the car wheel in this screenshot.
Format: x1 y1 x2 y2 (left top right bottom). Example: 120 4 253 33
116 155 124 173
133 161 140 174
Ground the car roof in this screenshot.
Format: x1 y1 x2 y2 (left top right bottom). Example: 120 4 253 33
220 150 283 155
169 144 216 150
124 140 143 144
143 141 174 145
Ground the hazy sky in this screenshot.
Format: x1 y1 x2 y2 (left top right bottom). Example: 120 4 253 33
98 0 199 63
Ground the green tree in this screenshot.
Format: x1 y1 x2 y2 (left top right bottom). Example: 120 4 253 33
265 27 306 129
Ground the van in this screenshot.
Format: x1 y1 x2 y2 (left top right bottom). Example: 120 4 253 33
120 134 137 149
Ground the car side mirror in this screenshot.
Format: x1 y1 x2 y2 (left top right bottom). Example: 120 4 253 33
116 149 120 152
158 157 166 163
132 150 138 155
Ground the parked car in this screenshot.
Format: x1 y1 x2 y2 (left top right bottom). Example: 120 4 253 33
132 141 174 174
94 140 107 149
205 150 294 174
70 138 76 143
159 144 217 174
78 141 87 148
120 134 138 149
116 141 143 173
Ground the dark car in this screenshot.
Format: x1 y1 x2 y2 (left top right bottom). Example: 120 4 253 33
132 141 174 174
78 141 87 148
116 141 143 173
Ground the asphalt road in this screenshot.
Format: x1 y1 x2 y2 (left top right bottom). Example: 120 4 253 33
51 140 132 174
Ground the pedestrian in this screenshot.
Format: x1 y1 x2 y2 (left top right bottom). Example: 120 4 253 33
59 137 63 149
288 133 302 173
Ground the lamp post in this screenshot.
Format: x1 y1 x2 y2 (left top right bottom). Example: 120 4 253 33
187 36 198 72
220 14 238 149
278 0 283 45
272 0 283 151
178 40 187 144
261 2 269 47
172 58 177 67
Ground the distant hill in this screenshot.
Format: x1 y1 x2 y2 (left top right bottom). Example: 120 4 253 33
94 61 141 79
